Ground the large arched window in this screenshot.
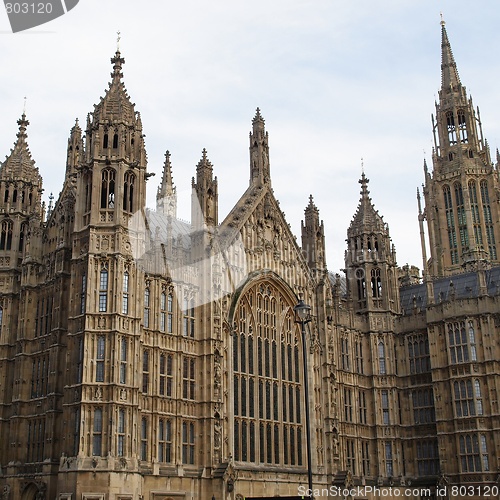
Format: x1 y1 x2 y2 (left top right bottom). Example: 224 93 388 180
233 281 304 466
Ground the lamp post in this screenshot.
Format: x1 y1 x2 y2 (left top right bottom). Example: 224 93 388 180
294 297 313 500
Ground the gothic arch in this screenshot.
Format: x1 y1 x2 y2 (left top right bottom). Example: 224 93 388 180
229 270 307 466
21 482 41 500
228 269 299 326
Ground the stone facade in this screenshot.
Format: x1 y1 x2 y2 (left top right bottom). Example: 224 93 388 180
0 21 499 500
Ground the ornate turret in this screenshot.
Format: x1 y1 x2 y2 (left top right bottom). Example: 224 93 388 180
249 108 270 186
76 48 148 230
346 172 399 313
301 195 326 273
0 113 43 260
192 149 218 229
422 20 500 276
65 118 83 180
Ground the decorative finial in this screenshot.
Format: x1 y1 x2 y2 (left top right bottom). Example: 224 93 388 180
440 12 445 27
361 157 364 174
23 96 27 115
117 30 121 51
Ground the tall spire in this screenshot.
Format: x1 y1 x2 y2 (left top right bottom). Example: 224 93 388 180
440 17 461 93
249 108 270 186
157 150 177 217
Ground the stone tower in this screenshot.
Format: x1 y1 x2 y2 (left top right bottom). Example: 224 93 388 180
345 172 399 313
60 48 149 497
423 20 500 276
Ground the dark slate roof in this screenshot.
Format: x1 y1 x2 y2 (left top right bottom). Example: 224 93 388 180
400 266 500 314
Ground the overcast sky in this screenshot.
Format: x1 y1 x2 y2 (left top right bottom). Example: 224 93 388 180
1 1 500 274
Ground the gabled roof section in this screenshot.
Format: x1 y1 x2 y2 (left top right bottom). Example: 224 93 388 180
348 172 385 236
0 113 42 183
93 50 136 125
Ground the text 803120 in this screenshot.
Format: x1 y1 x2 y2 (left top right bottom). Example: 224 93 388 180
5 3 53 14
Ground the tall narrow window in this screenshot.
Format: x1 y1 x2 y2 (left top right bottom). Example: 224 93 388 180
166 354 173 397
457 110 468 142
83 172 92 213
0 220 13 250
183 297 195 337
182 421 195 464
99 264 108 312
92 408 103 456
141 418 148 461
378 341 386 374
158 419 172 462
361 441 370 476
358 391 367 424
444 185 458 264
0 306 4 334
167 293 173 333
455 182 469 251
100 169 115 209
382 390 390 425
159 354 166 396
182 357 195 400
80 273 86 314
480 434 490 472
103 133 108 149
371 268 382 299
117 409 125 456
96 336 105 382
19 222 26 252
480 181 497 259
112 133 119 149
160 292 166 332
123 171 135 212
469 181 483 248
122 272 129 314
474 379 483 415
344 388 353 422
142 350 149 393
346 439 356 475
120 338 127 384
144 287 150 328
446 111 457 145
385 442 393 477
341 337 350 370
355 340 364 374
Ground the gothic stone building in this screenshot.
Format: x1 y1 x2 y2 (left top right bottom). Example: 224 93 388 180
0 22 499 500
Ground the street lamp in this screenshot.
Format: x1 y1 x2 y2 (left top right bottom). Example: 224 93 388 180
294 296 313 500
